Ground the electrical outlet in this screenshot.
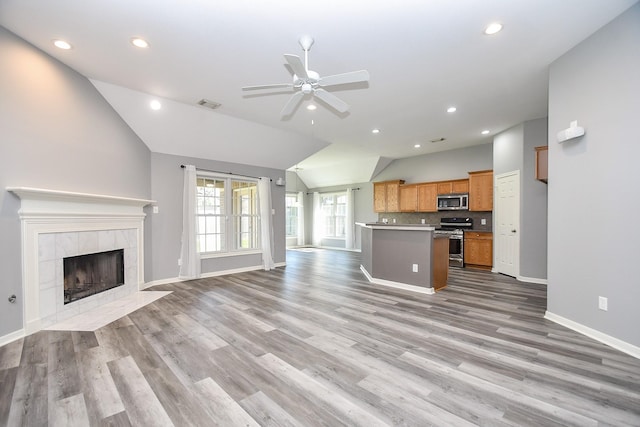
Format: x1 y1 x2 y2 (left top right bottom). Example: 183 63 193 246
178 258 182 267
412 264 418 273
153 205 159 214
481 218 486 225
598 296 608 311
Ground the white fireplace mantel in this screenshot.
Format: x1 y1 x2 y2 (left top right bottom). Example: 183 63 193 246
8 187 155 335
8 187 155 218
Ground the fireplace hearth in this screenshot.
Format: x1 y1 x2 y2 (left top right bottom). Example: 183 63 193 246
64 249 125 304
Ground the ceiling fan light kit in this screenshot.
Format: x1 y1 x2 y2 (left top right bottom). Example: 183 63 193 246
242 36 370 117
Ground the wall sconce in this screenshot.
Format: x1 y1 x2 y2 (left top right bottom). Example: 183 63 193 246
557 120 585 143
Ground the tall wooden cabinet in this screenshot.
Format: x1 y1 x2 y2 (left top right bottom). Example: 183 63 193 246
535 146 548 183
399 184 418 212
374 180 404 212
417 183 438 212
469 170 493 211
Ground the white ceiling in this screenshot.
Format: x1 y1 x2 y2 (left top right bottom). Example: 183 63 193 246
1 0 636 187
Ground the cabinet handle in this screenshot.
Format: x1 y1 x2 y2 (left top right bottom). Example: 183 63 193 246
511 229 517 233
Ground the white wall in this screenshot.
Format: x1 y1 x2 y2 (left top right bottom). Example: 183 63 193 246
547 3 640 348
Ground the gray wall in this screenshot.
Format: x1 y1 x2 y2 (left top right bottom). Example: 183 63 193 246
493 118 548 280
374 143 493 183
547 4 640 347
149 152 286 282
521 119 548 279
0 27 151 337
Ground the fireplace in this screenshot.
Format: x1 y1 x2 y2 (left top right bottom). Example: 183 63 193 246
64 249 125 304
8 186 154 334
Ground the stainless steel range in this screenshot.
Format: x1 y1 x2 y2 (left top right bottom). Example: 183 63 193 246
434 217 473 268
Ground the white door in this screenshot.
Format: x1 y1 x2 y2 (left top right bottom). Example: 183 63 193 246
495 171 520 277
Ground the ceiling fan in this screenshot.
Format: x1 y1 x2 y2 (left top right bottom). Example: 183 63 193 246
242 36 370 117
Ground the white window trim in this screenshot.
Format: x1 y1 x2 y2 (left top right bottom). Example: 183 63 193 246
196 171 260 256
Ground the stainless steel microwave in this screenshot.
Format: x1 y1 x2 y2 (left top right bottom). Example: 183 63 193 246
437 193 469 211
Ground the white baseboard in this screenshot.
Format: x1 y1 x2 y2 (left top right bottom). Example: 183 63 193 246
545 311 640 359
0 328 25 347
143 262 287 289
517 275 548 285
360 265 434 295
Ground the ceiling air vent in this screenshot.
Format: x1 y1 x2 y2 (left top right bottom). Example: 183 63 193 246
430 137 446 143
197 99 221 110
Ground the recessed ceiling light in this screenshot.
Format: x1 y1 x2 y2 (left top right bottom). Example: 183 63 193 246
306 104 317 111
372 128 380 134
484 23 503 35
447 106 457 113
414 144 421 148
53 39 72 50
131 37 149 48
150 100 162 110
481 130 490 135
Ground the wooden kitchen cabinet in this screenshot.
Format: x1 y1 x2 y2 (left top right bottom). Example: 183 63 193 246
436 179 469 195
535 146 548 183
464 231 493 269
399 184 418 212
373 180 404 212
468 170 493 211
417 183 438 212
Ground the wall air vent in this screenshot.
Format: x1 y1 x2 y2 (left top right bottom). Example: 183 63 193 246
197 99 222 110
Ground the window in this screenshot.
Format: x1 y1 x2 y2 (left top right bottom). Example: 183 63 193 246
285 193 298 237
196 176 259 254
320 192 346 238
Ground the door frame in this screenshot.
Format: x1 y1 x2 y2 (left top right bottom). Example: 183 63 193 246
494 170 520 277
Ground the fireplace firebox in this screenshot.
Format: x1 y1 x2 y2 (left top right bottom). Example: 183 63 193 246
63 249 125 304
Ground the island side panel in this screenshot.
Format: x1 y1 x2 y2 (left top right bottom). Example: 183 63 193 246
371 229 432 288
360 226 373 274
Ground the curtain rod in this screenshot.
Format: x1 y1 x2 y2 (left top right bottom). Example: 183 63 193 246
180 164 270 181
305 187 361 195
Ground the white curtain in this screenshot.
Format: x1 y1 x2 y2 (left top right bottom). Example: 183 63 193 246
179 165 201 279
258 177 275 270
297 191 305 246
345 188 355 250
312 192 323 247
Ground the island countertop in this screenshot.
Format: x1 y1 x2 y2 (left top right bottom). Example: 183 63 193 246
357 222 437 231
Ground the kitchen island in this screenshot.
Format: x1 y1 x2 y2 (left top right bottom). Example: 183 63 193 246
358 223 449 294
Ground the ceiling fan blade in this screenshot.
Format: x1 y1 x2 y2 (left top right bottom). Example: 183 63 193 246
280 91 305 117
318 70 370 87
284 54 308 79
313 89 349 113
242 83 293 91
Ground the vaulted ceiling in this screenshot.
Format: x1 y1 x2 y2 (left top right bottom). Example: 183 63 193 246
1 0 636 187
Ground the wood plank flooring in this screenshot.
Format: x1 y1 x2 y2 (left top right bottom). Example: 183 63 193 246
1 249 639 426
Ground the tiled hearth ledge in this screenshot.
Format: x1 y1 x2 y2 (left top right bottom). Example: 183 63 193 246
7 187 155 338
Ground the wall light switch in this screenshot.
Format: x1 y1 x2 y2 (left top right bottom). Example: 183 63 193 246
412 264 418 273
153 206 159 214
598 296 608 311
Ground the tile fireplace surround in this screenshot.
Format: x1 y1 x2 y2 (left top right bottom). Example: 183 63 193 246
8 187 154 335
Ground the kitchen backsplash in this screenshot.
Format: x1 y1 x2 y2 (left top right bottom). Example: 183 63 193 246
377 211 493 232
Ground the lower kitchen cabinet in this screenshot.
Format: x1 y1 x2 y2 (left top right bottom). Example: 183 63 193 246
464 231 493 269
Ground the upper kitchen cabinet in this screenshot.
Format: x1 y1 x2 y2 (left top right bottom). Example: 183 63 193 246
535 146 548 183
373 180 404 212
399 184 418 212
437 179 469 195
468 170 493 211
417 183 438 212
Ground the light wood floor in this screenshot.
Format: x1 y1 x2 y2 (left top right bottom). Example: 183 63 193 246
1 249 639 426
